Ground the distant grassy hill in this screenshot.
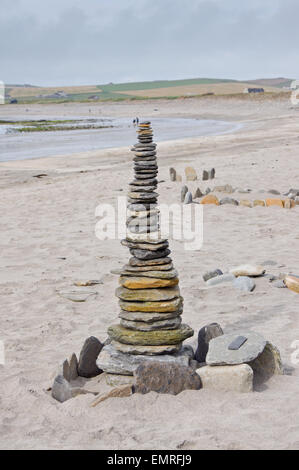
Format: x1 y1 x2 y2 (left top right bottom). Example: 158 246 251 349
245 77 293 88
5 77 292 103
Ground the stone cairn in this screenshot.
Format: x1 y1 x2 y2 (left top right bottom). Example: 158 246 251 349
98 121 194 382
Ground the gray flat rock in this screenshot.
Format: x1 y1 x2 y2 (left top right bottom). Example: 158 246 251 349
206 273 235 286
206 331 267 365
97 343 193 375
233 276 256 292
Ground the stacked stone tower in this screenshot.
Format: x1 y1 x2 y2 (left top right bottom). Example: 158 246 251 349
97 122 193 381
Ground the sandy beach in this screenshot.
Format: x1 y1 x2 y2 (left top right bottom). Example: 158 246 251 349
1 95 299 450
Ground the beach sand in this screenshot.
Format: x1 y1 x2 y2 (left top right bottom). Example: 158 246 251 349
1 96 299 450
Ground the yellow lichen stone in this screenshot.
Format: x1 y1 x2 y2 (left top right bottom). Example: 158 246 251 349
284 198 296 209
284 275 299 294
119 276 179 289
253 200 265 207
200 195 220 205
119 297 183 312
265 198 284 208
185 167 197 181
239 200 252 208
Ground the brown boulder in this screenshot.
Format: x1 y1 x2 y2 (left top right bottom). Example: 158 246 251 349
134 362 201 395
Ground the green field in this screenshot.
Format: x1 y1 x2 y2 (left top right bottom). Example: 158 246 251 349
5 77 291 104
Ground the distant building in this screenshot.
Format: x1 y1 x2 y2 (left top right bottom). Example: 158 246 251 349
244 88 265 94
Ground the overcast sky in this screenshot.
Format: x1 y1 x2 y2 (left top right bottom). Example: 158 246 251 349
1 0 298 86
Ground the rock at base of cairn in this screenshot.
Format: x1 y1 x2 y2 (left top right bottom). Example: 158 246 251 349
195 323 224 363
197 364 253 393
97 343 194 376
78 336 103 378
134 362 201 395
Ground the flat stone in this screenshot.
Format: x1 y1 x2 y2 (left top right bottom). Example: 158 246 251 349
169 168 176 181
127 233 165 244
97 343 192 375
119 296 183 313
130 178 158 186
123 262 173 272
284 275 299 293
122 240 167 251
116 285 180 302
197 364 253 393
129 185 157 192
206 273 235 286
126 224 159 234
127 213 159 224
184 191 193 204
91 384 132 407
200 195 219 205
265 198 284 208
220 197 239 206
206 331 267 365
127 209 159 218
128 192 158 200
130 248 171 260
120 316 182 331
127 202 158 211
133 151 156 158
119 307 183 323
233 276 256 292
181 185 188 202
239 199 252 208
203 269 223 282
230 264 265 277
120 269 177 280
129 256 172 267
78 336 103 378
134 362 201 395
237 188 251 194
112 340 182 355
185 167 197 181
195 323 224 362
74 280 103 287
134 174 158 181
253 199 265 207
284 198 296 209
108 323 193 346
119 276 179 289
57 290 97 302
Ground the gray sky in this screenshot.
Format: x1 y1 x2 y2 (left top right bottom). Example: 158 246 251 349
1 0 298 86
